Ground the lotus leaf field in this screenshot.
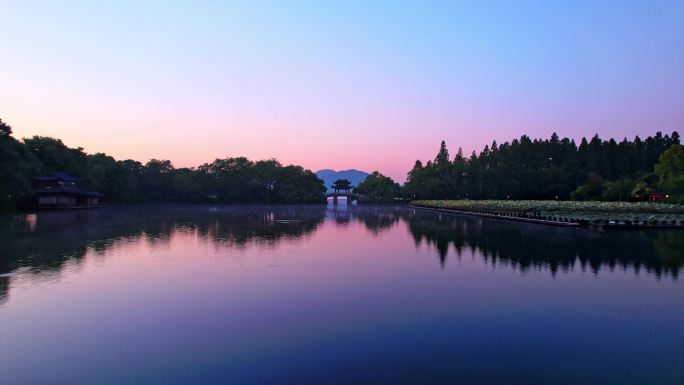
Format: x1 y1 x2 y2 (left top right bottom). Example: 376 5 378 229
411 200 684 222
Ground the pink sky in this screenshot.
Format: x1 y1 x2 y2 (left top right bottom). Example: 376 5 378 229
2 1 683 182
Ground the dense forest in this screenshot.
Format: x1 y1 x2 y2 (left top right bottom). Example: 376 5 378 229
404 131 683 202
353 171 402 202
0 119 325 210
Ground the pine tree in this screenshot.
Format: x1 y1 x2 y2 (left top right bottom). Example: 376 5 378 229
434 141 450 165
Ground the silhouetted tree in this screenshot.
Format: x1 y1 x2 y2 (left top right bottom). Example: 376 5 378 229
405 131 680 201
354 171 401 202
434 140 450 165
0 120 42 210
655 144 684 202
0 119 12 137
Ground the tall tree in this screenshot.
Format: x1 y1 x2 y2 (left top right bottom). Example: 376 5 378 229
434 141 450 165
655 144 684 201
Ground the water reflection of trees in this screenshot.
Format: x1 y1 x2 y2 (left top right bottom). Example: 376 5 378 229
1 205 682 295
401 209 684 279
319 206 683 278
0 205 326 280
0 275 9 306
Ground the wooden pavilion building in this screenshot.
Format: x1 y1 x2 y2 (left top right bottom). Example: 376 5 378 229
31 172 104 209
327 179 358 205
331 179 353 195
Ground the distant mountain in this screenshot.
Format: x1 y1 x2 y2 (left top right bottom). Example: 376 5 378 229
315 169 369 192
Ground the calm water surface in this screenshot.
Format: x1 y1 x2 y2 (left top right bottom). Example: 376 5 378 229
1 205 683 385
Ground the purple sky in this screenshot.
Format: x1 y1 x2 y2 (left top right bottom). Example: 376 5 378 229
1 1 682 181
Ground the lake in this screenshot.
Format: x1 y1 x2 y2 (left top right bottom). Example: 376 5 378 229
1 205 683 385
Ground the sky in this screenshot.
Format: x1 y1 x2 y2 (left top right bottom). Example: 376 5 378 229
1 0 683 182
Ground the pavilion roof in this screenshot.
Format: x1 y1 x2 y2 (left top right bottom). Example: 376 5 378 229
31 172 81 182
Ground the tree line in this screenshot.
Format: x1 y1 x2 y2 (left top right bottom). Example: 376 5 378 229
403 131 683 202
3 116 683 209
0 119 325 210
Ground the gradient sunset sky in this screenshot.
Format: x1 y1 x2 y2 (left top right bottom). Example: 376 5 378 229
2 1 683 181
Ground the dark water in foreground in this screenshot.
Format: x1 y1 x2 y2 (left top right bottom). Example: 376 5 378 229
1 205 683 385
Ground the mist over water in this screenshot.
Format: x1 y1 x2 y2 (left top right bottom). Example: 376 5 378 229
1 205 683 384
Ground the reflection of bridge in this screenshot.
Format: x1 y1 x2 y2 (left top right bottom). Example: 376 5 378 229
326 179 358 205
327 204 353 223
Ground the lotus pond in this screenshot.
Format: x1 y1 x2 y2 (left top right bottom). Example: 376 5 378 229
412 200 684 221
